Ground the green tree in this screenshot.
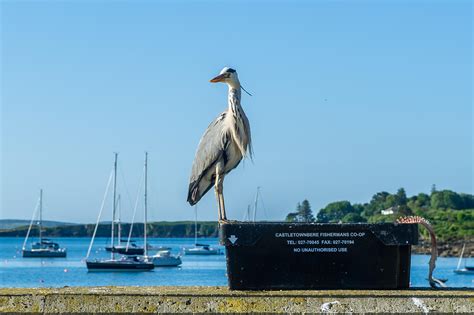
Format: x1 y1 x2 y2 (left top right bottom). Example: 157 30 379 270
298 199 315 222
415 193 430 208
317 201 354 223
460 193 474 209
285 212 298 222
395 188 408 206
431 190 463 209
394 187 413 215
341 213 367 223
365 192 390 216
352 203 365 215
285 201 315 222
384 195 398 208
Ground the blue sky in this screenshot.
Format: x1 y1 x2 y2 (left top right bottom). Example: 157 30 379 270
1 0 472 223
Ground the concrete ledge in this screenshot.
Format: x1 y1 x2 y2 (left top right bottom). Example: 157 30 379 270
1 286 473 313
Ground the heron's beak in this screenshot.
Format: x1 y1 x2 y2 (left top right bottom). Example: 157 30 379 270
210 73 226 83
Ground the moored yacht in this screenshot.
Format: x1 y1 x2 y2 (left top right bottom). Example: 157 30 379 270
85 153 154 271
86 256 154 271
183 206 221 255
183 243 220 255
22 190 67 258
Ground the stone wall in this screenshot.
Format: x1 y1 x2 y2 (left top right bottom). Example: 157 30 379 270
1 287 473 313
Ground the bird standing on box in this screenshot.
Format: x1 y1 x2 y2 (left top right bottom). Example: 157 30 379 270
187 67 253 222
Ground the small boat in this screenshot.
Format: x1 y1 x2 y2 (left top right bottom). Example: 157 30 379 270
86 153 154 271
139 250 182 267
23 239 67 258
454 243 474 274
183 243 221 255
183 206 221 255
22 190 67 258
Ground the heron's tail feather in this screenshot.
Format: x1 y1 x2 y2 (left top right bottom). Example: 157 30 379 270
187 178 214 206
187 182 199 206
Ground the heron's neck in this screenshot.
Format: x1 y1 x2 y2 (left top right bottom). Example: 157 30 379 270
226 85 250 158
228 87 242 114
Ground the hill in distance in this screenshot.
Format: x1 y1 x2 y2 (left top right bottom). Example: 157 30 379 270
0 219 77 230
0 220 219 238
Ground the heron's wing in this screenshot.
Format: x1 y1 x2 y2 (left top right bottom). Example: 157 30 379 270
187 112 229 205
241 107 253 159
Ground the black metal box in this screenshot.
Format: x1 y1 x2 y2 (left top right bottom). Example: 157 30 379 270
220 222 418 290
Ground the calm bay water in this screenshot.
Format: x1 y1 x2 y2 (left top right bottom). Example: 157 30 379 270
1 237 472 288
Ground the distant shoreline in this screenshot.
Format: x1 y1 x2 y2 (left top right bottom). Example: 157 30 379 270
412 239 473 258
0 221 220 239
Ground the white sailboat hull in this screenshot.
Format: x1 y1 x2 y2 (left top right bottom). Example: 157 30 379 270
140 251 182 267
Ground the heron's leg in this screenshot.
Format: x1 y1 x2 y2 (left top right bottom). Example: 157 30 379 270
214 172 223 221
218 178 226 221
215 161 226 222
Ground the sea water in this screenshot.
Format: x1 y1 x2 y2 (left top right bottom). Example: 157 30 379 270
0 237 472 288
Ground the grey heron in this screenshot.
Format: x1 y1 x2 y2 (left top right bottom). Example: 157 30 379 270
187 67 253 222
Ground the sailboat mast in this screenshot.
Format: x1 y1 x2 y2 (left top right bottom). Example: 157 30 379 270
39 189 43 242
144 152 148 257
117 194 121 245
111 153 118 260
194 206 198 245
456 243 466 270
253 187 260 222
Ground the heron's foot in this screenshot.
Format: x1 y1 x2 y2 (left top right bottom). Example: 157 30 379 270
218 218 230 224
218 219 243 227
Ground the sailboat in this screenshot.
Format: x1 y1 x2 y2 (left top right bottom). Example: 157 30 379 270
22 189 67 258
106 240 145 255
86 153 154 271
183 206 220 255
136 152 181 267
454 243 474 274
104 195 148 255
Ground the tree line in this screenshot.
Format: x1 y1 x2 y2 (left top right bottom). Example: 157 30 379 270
285 187 474 241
